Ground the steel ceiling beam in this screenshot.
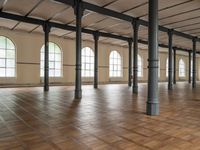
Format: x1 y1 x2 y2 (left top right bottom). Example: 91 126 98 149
0 11 196 54
54 0 199 42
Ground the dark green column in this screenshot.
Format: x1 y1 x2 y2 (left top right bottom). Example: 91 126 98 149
146 0 159 116
43 22 51 92
74 0 83 99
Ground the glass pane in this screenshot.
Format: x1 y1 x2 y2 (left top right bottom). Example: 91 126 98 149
41 61 44 69
41 53 44 61
6 68 15 77
0 68 5 77
55 54 61 61
55 45 60 53
55 70 61 77
0 36 6 49
7 50 15 58
0 59 5 67
49 69 54 77
6 39 15 49
40 69 44 77
49 42 54 53
55 62 61 69
49 54 54 61
6 59 15 68
49 61 54 69
0 50 5 58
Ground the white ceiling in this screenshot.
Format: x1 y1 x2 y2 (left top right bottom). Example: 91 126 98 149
0 0 200 50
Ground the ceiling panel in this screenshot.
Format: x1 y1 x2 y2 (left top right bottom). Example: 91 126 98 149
0 18 18 29
50 28 71 37
83 0 117 7
3 0 41 15
29 0 68 20
106 0 147 12
14 22 38 32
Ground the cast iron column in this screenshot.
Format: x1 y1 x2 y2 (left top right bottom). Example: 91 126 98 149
168 29 173 90
146 0 159 116
74 0 83 99
192 37 197 88
173 48 176 84
43 22 51 92
189 51 191 84
132 19 139 93
128 39 132 87
93 31 99 89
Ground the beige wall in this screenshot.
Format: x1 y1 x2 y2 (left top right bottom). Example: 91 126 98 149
0 29 199 86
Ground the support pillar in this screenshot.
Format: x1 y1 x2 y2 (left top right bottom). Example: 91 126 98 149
93 31 99 89
132 19 139 93
173 48 176 84
128 39 132 87
192 37 197 88
168 29 173 90
188 51 191 84
43 22 51 92
74 0 83 99
146 0 159 116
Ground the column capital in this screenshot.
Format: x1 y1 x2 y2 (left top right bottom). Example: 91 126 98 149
42 21 51 33
167 29 174 36
131 18 140 30
192 36 197 43
73 0 84 16
93 31 100 41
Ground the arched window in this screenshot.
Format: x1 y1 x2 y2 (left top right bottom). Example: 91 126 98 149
0 36 16 77
179 59 185 77
109 51 122 77
138 54 143 77
40 42 62 77
166 58 168 77
81 47 94 77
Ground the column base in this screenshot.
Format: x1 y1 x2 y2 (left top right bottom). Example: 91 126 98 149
146 101 159 116
132 86 138 93
94 84 98 89
128 82 132 87
168 83 173 90
192 84 196 89
74 90 82 99
44 86 49 92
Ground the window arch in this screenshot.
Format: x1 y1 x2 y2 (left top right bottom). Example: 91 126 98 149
166 58 168 77
179 58 185 77
81 47 94 77
40 42 62 77
109 51 122 77
138 54 143 77
0 36 16 77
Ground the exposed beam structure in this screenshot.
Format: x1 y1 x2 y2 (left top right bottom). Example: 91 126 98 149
0 11 198 55
54 0 200 42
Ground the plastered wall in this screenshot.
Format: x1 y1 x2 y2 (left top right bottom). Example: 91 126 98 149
0 29 199 86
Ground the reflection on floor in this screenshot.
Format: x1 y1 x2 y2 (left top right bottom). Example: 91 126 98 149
0 83 200 149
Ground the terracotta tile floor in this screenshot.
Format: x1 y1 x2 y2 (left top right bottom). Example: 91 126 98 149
0 83 200 149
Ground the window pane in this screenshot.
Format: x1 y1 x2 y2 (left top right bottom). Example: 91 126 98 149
0 68 5 77
55 54 61 61
6 68 15 77
55 70 61 77
6 39 15 49
55 62 61 69
49 69 54 77
0 36 6 49
49 61 54 69
6 59 15 68
0 59 5 67
7 50 15 58
0 50 6 58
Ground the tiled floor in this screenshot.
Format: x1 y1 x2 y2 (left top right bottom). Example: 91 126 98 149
0 83 200 149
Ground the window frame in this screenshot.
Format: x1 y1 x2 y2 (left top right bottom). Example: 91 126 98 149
137 54 143 77
40 42 63 78
81 47 94 78
179 58 185 77
0 35 16 78
109 50 123 78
